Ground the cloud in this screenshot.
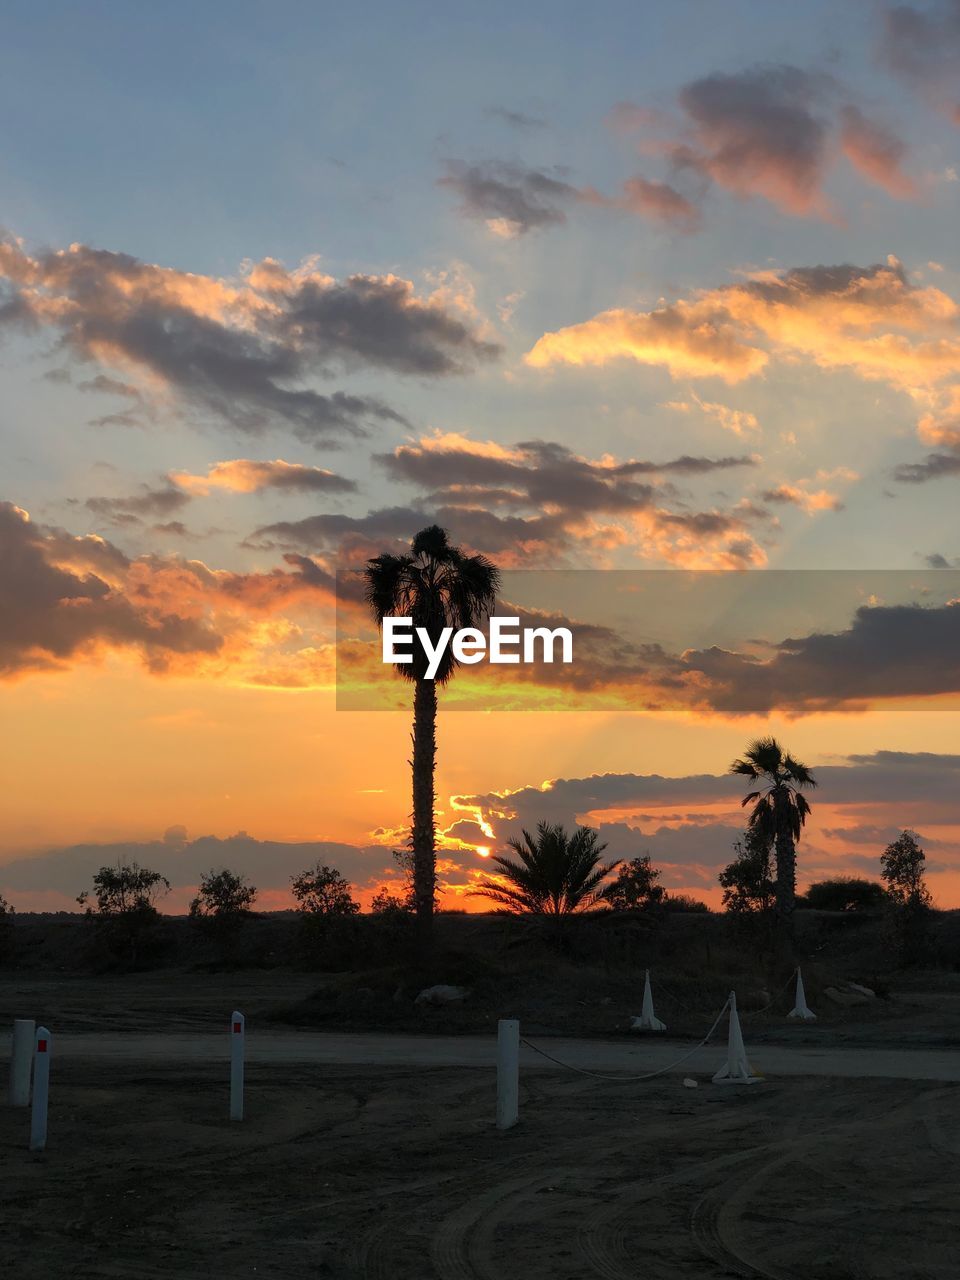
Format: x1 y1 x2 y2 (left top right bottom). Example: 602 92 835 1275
612 65 920 223
674 65 836 217
0 501 337 682
438 162 580 236
526 260 960 424
0 235 501 443
664 393 760 436
319 432 767 567
170 459 357 496
85 483 191 525
880 2 960 120
895 386 960 479
440 162 705 236
839 105 919 198
484 107 547 130
0 831 393 910
458 752 960 873
894 452 960 482
0 501 220 678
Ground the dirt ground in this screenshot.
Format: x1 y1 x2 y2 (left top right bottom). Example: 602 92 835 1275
1 1059 958 1279
2 971 960 1278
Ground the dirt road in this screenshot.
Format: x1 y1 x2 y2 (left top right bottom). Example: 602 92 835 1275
2 1061 958 1279
3 1027 956 1081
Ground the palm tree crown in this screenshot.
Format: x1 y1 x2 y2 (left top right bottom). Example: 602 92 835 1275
470 822 620 916
730 736 817 843
365 525 500 684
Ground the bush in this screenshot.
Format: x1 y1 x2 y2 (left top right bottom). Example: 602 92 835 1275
189 869 258 965
0 894 13 965
602 855 665 911
800 877 886 912
661 893 710 914
78 861 171 970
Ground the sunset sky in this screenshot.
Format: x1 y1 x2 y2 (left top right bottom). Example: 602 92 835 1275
4 1 960 912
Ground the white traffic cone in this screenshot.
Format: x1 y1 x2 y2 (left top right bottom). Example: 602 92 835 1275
713 991 761 1085
787 967 816 1021
630 969 666 1032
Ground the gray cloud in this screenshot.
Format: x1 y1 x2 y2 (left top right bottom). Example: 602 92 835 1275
438 161 580 234
86 484 191 524
251 437 766 566
881 2 960 118
0 501 221 677
894 452 960 483
484 107 547 130
0 831 391 904
0 236 501 444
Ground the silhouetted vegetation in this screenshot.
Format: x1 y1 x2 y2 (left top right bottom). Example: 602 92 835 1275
470 822 619 917
365 525 500 950
730 737 816 953
189 869 259 965
881 830 934 964
660 893 711 914
291 862 362 969
719 827 775 914
800 877 886 912
0 893 13 964
78 861 171 970
601 854 664 910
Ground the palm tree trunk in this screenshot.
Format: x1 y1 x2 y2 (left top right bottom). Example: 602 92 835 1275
774 807 796 957
411 677 437 951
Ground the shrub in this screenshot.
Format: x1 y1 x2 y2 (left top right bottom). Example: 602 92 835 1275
78 861 171 970
801 877 886 912
602 855 665 911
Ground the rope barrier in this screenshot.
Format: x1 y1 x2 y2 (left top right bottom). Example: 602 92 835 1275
519 997 731 1083
739 967 799 1019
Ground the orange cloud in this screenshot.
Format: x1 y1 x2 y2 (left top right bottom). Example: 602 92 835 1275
170 459 356 496
527 260 960 448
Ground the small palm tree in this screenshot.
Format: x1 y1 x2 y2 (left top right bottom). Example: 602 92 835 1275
470 822 620 916
730 737 816 947
365 526 500 948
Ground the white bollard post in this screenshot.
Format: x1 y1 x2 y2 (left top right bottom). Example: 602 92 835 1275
230 1011 245 1121
9 1018 35 1107
496 1018 519 1131
630 969 667 1032
712 992 760 1085
788 968 817 1021
29 1026 51 1151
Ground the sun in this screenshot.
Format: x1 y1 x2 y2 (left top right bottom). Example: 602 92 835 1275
475 845 491 858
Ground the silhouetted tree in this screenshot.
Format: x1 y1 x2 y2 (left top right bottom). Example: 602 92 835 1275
365 526 500 949
602 854 664 910
0 893 13 964
800 877 885 912
191 869 258 920
291 864 360 916
190 869 258 960
880 830 931 907
660 893 710 914
730 737 816 951
718 827 775 914
881 830 934 964
470 822 619 917
78 861 171 969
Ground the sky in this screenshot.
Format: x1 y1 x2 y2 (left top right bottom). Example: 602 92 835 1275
4 0 960 911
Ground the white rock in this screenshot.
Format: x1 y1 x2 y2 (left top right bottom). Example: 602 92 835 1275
414 984 469 1005
846 982 876 999
824 986 871 1007
682 1077 698 1089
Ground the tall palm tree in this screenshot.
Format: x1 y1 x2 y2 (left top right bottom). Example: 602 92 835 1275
470 822 620 916
365 526 500 947
729 737 817 946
